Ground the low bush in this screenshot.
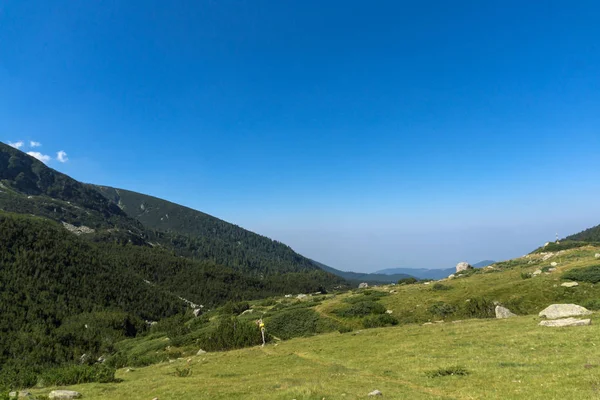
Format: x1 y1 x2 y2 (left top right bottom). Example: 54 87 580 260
425 366 469 378
39 364 116 386
520 272 532 279
334 301 387 317
174 365 192 378
462 298 495 319
362 314 399 328
257 298 276 307
562 265 600 283
197 316 264 351
266 308 321 340
397 277 418 285
583 299 600 311
428 302 456 318
220 301 251 315
432 283 451 291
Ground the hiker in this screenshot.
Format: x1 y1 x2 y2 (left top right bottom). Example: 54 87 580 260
257 318 266 346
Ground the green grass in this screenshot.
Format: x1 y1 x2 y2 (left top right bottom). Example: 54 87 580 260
26 246 600 399
29 316 600 399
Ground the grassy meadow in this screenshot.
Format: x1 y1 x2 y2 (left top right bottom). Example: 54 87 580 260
28 246 600 399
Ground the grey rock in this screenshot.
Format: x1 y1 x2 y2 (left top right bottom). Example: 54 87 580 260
455 262 472 273
539 318 591 327
550 262 558 267
358 282 369 289
297 294 307 299
385 310 393 314
561 282 579 288
539 304 592 319
532 269 542 276
197 349 207 355
368 389 383 396
48 390 82 399
596 253 600 259
193 308 203 317
448 274 456 279
548 268 556 272
495 305 517 319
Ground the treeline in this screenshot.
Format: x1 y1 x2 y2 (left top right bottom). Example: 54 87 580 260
0 212 341 388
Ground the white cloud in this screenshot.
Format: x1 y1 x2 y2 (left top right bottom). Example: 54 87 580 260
30 141 41 147
27 151 52 163
8 141 24 149
56 150 69 163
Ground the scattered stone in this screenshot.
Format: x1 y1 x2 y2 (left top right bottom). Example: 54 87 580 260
532 269 542 276
423 282 431 285
448 274 455 279
79 353 90 364
8 391 32 398
539 304 592 319
197 349 207 355
495 305 517 319
368 390 383 396
193 308 203 317
596 253 600 259
152 398 159 400
456 262 472 273
241 309 254 315
48 390 82 399
550 262 558 267
539 318 591 327
97 355 106 364
386 310 393 314
561 282 579 288
422 322 433 325
284 294 292 298
541 253 554 261
548 268 556 272
62 222 95 235
358 282 369 289
297 294 307 299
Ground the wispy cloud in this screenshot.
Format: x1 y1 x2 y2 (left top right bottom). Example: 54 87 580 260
27 151 52 163
8 141 24 149
30 141 41 147
56 150 69 163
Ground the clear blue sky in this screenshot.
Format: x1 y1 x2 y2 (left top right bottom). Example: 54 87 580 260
1 1 599 271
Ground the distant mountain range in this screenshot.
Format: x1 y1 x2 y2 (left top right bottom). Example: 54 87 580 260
311 260 413 285
375 260 496 280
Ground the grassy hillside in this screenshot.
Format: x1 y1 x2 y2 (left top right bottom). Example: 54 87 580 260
19 244 600 399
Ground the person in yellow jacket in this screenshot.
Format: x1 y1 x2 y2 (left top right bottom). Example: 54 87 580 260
257 318 266 346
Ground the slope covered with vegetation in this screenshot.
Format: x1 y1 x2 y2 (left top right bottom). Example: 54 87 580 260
0 212 341 390
21 243 600 399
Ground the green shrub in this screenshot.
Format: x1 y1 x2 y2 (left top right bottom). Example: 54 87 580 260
397 277 418 285
174 365 192 378
0 366 37 390
334 301 386 317
266 308 321 340
583 299 600 310
362 314 399 328
462 298 495 319
520 272 532 279
220 301 251 315
39 364 116 386
425 366 469 378
338 325 353 334
257 298 276 307
428 302 456 318
197 316 264 351
151 313 191 339
432 283 451 291
562 265 600 283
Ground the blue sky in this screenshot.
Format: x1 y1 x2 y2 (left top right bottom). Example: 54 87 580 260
1 1 599 271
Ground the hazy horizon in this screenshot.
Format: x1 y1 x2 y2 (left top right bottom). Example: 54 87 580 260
2 1 599 271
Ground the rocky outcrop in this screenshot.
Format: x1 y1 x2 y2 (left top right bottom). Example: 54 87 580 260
358 282 369 289
561 282 579 288
455 262 472 273
539 318 591 327
539 304 592 319
48 391 82 399
62 222 95 235
495 306 517 319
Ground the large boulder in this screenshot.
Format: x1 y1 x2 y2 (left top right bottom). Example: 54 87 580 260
495 306 517 319
539 304 592 319
561 282 579 288
595 253 600 259
358 282 369 289
539 318 591 327
455 262 472 273
48 391 82 399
